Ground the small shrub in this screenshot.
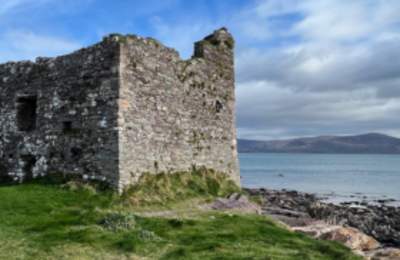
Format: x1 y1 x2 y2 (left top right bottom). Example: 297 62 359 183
62 181 97 195
99 212 137 232
206 177 220 196
137 229 163 241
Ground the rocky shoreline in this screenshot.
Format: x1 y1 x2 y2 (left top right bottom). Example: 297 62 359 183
245 188 400 259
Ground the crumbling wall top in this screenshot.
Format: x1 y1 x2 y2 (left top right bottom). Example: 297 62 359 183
193 27 234 60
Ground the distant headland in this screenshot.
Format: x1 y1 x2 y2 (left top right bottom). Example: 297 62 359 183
238 133 400 154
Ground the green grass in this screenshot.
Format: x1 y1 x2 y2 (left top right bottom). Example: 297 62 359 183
0 172 361 260
122 168 240 207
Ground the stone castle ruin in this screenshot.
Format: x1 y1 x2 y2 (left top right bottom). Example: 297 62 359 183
0 28 239 191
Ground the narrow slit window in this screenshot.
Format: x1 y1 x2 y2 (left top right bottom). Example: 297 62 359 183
16 96 37 131
21 154 36 181
215 100 223 113
62 121 73 133
70 147 82 160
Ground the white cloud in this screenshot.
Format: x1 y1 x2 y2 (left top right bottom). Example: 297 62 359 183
254 0 301 18
0 0 52 15
236 80 400 139
233 0 400 139
0 31 81 62
294 0 400 42
248 0 400 42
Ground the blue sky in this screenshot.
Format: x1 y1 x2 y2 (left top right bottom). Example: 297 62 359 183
0 0 250 59
1 0 400 140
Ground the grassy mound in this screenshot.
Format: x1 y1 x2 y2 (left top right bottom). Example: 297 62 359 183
122 168 240 206
0 172 361 259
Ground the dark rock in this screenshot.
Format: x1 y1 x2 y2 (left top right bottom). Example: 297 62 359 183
367 248 400 260
245 188 400 247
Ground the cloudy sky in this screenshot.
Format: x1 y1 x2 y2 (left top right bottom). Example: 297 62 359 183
1 0 399 140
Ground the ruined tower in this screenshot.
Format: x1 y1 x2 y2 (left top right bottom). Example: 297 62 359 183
0 28 240 191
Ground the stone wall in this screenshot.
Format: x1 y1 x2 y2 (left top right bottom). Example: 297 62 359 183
0 38 121 186
118 28 239 189
0 28 240 191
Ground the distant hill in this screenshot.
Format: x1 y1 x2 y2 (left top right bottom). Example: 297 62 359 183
238 133 400 154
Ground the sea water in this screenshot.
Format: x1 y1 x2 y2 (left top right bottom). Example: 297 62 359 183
239 153 400 205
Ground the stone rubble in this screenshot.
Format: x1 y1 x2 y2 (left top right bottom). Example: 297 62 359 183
204 193 262 214
245 188 400 259
295 225 380 251
366 248 400 260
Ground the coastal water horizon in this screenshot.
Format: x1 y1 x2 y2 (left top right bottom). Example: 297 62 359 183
239 153 400 206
